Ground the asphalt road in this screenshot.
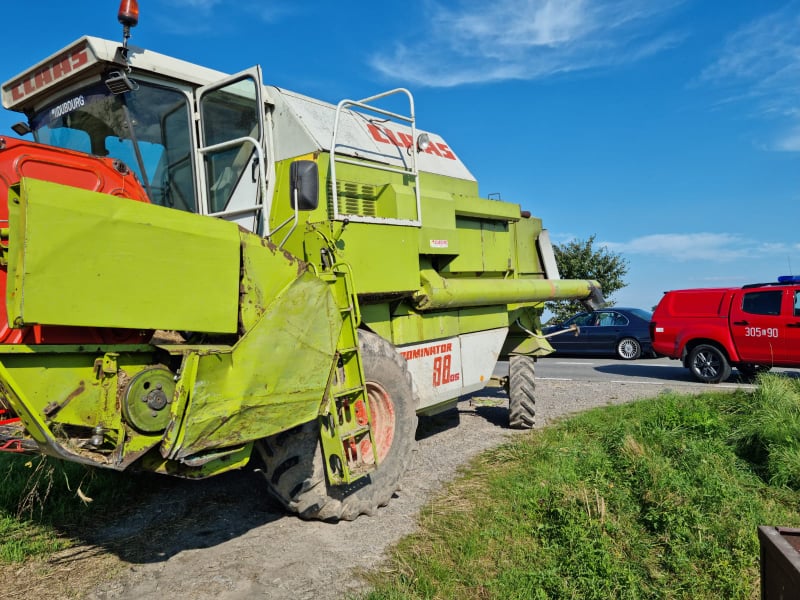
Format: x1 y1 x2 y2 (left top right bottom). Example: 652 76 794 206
496 355 799 390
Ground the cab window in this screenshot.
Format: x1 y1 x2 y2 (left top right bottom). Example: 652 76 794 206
741 290 783 316
30 81 196 212
199 76 260 214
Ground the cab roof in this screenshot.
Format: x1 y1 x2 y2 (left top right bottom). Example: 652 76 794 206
2 36 227 113
2 36 476 182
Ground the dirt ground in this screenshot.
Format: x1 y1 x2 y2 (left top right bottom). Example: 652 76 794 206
3 380 678 600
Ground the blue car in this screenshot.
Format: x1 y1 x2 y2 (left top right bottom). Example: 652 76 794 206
542 307 654 360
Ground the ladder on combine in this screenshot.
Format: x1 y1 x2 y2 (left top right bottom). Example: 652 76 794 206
317 264 378 485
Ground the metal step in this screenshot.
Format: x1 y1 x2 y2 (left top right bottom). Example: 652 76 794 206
317 268 377 486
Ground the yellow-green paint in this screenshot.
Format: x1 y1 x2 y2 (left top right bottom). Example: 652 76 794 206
167 270 341 459
0 359 51 446
511 217 544 275
453 194 521 220
0 178 347 477
391 305 460 343
141 442 253 478
8 178 240 333
360 303 392 340
0 351 165 467
388 304 509 346
238 228 309 333
503 333 555 357
335 223 419 294
318 267 377 485
415 269 602 311
458 306 509 334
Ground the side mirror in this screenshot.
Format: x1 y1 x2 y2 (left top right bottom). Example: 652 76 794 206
290 160 319 211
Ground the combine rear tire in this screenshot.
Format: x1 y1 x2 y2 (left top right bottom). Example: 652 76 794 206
508 354 536 429
688 344 731 383
257 330 417 521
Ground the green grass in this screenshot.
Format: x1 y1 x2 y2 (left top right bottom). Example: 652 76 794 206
363 375 800 599
0 454 138 562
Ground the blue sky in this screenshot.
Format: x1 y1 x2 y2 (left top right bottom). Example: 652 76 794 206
1 1 799 311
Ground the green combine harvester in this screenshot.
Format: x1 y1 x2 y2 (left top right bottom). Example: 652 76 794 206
0 2 602 519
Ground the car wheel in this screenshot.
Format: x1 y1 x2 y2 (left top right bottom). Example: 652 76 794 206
688 344 731 384
616 337 641 360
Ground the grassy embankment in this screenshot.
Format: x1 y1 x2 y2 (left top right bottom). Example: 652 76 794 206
0 450 138 562
363 374 800 599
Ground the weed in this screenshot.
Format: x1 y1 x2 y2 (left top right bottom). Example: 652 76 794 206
0 454 138 562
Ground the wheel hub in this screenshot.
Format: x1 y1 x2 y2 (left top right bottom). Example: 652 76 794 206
121 367 176 433
355 381 396 465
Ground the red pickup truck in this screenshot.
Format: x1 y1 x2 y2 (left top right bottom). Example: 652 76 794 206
650 277 800 383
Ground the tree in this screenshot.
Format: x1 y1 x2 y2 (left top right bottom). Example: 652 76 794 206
545 235 629 324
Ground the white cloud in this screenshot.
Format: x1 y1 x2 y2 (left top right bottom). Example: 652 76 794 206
154 1 296 34
700 4 800 151
168 0 221 12
253 5 299 24
700 7 800 97
773 127 800 152
602 233 799 262
370 0 686 87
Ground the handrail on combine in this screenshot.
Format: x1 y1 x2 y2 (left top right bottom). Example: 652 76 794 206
329 88 422 227
199 136 269 234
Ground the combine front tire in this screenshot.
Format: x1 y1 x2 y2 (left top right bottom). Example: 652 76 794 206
508 354 536 429
257 330 417 521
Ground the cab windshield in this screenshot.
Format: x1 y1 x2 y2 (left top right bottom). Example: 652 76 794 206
29 80 196 212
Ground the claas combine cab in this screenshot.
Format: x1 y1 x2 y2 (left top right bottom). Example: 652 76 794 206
0 2 602 519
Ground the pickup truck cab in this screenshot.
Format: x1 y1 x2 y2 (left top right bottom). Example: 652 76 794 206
650 277 800 383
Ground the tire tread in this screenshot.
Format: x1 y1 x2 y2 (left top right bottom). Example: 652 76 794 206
257 330 417 521
509 354 536 429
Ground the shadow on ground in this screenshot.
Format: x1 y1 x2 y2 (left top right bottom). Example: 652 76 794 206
65 468 284 565
416 387 509 442
595 362 799 385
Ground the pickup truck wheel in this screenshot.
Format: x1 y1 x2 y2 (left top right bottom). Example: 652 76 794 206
616 337 641 360
738 364 772 379
256 330 417 521
688 344 731 383
508 354 536 429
